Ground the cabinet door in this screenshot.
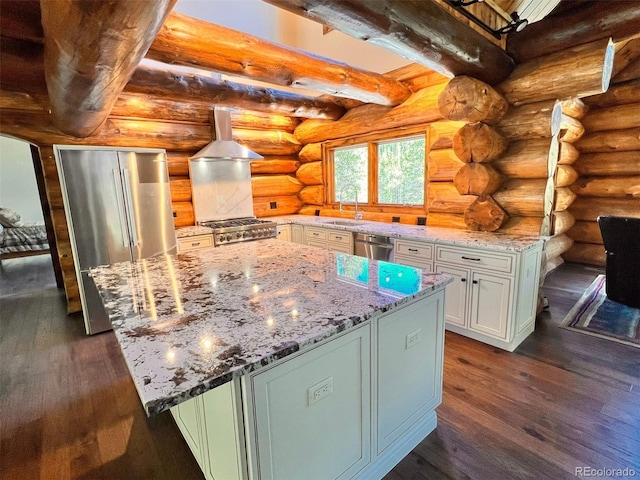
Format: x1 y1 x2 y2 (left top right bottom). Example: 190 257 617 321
201 381 246 480
291 224 305 244
435 264 468 328
377 293 444 453
276 225 291 242
250 326 371 480
329 243 353 254
171 397 205 470
468 271 511 340
306 239 327 250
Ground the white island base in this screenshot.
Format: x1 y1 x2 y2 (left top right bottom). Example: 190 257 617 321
171 291 445 480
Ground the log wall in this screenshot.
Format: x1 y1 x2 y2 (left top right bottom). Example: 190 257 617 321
564 76 640 267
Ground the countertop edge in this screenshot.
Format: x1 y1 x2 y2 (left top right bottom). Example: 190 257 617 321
271 215 544 253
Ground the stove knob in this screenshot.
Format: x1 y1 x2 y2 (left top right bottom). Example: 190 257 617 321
217 235 224 243
236 232 242 239
226 234 233 241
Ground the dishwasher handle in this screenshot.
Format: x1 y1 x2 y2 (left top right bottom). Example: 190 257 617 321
354 240 394 249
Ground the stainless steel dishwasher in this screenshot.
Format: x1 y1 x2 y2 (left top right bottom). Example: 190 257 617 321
353 233 395 262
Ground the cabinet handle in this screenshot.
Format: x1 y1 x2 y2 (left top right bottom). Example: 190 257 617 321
461 278 466 282
462 256 481 261
408 248 419 252
472 280 478 284
313 232 319 236
335 236 342 240
191 242 201 247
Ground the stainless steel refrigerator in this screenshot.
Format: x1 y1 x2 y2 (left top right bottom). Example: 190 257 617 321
55 146 177 335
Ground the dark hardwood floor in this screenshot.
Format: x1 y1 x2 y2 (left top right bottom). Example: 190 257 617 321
1 258 638 479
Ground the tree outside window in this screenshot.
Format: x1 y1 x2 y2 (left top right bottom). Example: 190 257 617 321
329 132 426 208
377 136 425 205
333 145 368 203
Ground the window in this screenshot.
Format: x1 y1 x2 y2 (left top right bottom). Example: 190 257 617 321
328 132 426 209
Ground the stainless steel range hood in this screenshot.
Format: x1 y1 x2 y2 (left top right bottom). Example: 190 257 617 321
190 107 263 161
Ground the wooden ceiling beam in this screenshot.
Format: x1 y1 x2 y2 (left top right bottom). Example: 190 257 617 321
262 0 514 86
0 0 43 43
0 38 345 124
124 65 345 120
146 11 412 106
39 0 178 137
507 1 640 63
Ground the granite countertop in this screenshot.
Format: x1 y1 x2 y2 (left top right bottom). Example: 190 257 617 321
175 225 214 238
273 215 544 252
90 240 452 416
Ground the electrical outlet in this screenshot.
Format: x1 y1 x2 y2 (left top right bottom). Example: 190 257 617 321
270 201 277 209
406 328 422 349
417 217 427 226
308 376 333 406
392 216 400 223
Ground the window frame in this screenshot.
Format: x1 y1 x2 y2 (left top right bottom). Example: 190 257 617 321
324 126 431 215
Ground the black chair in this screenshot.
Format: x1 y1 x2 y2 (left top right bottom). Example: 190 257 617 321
597 215 640 309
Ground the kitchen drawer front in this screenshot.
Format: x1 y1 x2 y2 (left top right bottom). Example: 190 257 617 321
328 231 352 245
394 254 432 272
305 227 328 241
178 234 214 253
395 240 433 261
435 246 514 274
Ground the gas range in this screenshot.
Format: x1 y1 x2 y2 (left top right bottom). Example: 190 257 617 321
199 217 278 246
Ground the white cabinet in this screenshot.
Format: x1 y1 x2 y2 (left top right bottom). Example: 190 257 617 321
291 224 305 244
246 325 371 480
173 289 447 480
276 225 291 242
171 396 206 471
376 292 444 454
171 382 247 480
434 244 541 352
393 238 433 271
178 233 214 253
305 226 353 254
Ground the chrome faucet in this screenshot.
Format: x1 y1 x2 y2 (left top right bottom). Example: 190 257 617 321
339 184 363 220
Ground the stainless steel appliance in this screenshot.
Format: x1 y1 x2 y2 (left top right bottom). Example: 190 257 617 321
199 217 277 245
189 107 277 245
353 233 395 262
55 146 177 335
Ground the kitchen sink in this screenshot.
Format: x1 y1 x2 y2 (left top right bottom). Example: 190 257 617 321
325 220 366 226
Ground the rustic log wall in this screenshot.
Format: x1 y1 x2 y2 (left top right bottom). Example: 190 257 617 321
564 76 640 267
291 70 448 225
1 98 304 312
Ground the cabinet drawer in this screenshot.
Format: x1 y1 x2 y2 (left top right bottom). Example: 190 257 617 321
178 234 214 252
328 231 352 245
435 246 514 274
395 240 433 261
305 227 327 241
394 254 432 272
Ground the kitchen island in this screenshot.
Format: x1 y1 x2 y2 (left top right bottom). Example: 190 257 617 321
90 239 452 480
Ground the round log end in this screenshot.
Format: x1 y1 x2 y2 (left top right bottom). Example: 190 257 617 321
438 76 509 124
464 194 509 232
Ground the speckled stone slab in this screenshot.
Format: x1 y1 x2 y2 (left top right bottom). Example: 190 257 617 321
175 225 214 238
272 215 544 252
89 240 451 416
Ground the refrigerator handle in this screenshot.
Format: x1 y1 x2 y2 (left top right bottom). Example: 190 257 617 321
121 168 139 247
112 169 130 248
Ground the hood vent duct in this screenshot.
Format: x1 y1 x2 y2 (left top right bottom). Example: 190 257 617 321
189 107 263 162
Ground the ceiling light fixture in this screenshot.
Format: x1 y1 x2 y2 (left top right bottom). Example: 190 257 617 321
445 0 528 39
